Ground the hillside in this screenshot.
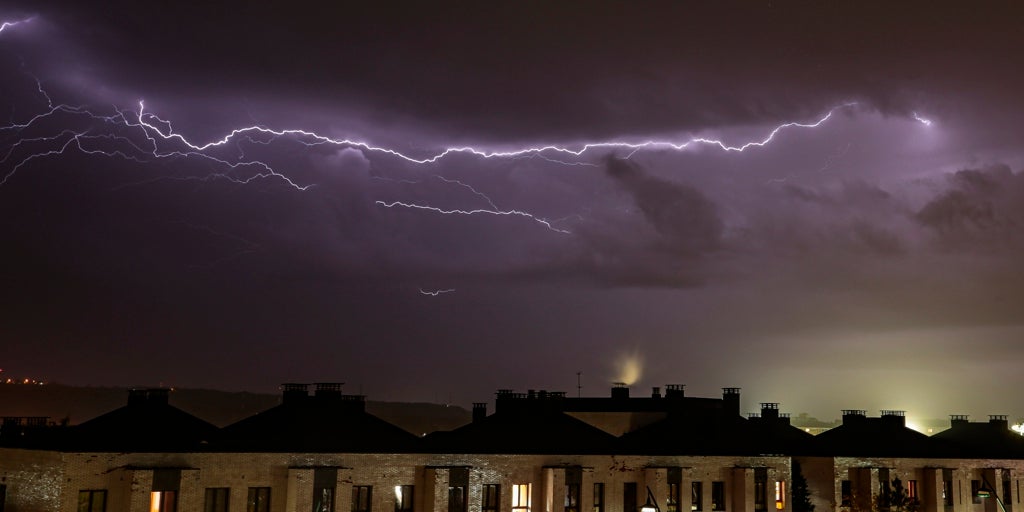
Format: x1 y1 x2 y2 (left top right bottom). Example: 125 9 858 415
0 384 471 435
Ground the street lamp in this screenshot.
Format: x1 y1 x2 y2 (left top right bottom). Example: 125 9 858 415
977 478 1007 512
641 487 661 512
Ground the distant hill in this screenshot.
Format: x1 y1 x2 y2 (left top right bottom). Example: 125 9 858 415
0 384 471 435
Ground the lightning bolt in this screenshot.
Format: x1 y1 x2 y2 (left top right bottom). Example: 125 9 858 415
0 18 31 35
2 19 937 239
912 112 933 126
375 200 572 234
419 288 455 297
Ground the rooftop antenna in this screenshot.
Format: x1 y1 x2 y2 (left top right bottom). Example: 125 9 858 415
576 371 582 398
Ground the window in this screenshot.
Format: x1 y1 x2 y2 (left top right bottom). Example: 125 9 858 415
593 484 605 512
513 484 531 512
841 481 852 508
205 488 230 512
248 487 271 512
667 483 679 512
775 482 785 510
711 482 725 512
1003 480 1012 511
565 484 580 512
907 481 917 501
624 483 637 512
151 491 177 512
692 482 703 512
314 468 337 512
395 486 414 512
942 478 953 506
352 486 373 512
449 486 466 512
78 490 107 512
754 470 767 512
483 485 500 512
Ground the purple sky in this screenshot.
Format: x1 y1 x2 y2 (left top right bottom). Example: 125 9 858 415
2 2 1023 422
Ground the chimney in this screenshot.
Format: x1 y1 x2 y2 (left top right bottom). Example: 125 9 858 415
949 414 969 428
880 410 906 427
760 402 780 420
665 384 685 399
281 383 309 404
611 382 629 399
314 382 344 400
989 415 1009 429
842 409 867 425
722 388 741 417
473 403 487 423
652 387 661 399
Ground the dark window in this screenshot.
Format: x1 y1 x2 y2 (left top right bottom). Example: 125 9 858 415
248 487 271 512
78 490 107 512
314 468 337 512
667 483 679 512
353 486 373 512
205 488 230 512
754 469 767 512
624 483 638 512
565 484 580 512
711 482 725 511
593 484 605 512
972 481 982 505
1003 480 1012 511
483 485 500 512
0 484 6 512
942 475 953 506
692 482 703 512
878 470 891 511
449 486 466 512
841 481 852 508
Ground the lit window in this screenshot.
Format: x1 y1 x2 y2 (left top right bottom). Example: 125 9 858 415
352 486 373 512
907 481 917 500
513 484 531 512
248 487 271 512
667 483 679 512
692 482 703 512
395 485 414 512
204 488 229 512
151 491 177 512
78 490 107 512
483 485 501 512
775 482 785 510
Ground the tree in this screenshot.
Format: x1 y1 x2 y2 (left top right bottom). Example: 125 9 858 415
874 477 920 512
792 460 815 512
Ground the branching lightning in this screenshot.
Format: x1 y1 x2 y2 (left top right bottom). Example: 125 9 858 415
1 18 937 239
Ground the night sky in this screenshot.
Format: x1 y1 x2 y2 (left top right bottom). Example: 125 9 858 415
2 1 1024 422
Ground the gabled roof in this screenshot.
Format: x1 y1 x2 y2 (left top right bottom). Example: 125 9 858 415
931 417 1024 458
213 388 418 452
810 412 939 458
64 388 217 452
424 408 619 454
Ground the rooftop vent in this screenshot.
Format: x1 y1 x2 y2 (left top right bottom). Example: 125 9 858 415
611 382 629 399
